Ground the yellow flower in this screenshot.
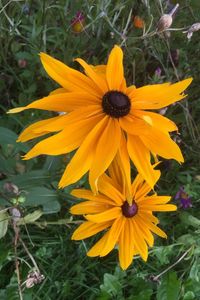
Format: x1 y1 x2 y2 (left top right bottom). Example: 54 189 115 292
8 46 192 192
70 166 177 270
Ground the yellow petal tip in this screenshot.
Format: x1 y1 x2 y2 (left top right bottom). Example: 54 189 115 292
7 107 26 114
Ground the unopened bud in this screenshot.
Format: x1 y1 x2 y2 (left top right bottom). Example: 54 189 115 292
157 4 179 32
157 14 173 32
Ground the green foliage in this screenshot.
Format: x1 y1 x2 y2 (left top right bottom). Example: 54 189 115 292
157 272 181 300
1 0 200 299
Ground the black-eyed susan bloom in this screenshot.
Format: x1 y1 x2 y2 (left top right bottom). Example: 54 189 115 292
70 164 177 270
8 46 192 192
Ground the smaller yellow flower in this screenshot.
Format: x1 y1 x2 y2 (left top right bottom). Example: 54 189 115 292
70 163 177 270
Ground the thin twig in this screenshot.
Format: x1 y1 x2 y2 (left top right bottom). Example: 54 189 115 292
13 222 23 300
152 246 193 282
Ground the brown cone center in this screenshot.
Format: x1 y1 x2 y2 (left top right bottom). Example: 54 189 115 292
122 201 138 218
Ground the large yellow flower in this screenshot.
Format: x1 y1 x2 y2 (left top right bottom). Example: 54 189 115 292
8 46 192 192
70 165 177 270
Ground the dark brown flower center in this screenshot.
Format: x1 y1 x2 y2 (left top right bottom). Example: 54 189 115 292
122 201 138 218
102 91 131 118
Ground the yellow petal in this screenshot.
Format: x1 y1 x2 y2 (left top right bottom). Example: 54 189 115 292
23 129 78 159
134 216 154 247
75 58 108 94
71 221 110 240
135 182 152 201
8 93 101 114
129 78 192 109
108 159 124 192
138 211 159 225
71 189 116 206
118 219 134 270
49 87 66 95
19 105 103 143
140 204 177 212
140 128 184 162
106 45 125 91
58 116 108 188
127 135 160 189
98 174 124 205
131 219 148 261
18 115 62 142
116 133 132 204
134 174 160 201
87 231 109 257
70 201 111 215
100 216 125 256
133 110 178 132
139 196 171 205
139 215 167 238
85 207 121 223
89 118 121 194
23 112 103 159
130 78 192 110
119 114 150 135
40 52 100 97
131 174 145 198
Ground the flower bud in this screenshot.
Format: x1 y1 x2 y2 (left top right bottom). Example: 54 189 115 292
133 16 145 29
71 11 85 33
157 14 173 32
18 59 27 68
157 3 179 32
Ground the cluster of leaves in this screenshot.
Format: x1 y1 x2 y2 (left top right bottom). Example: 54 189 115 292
1 0 200 299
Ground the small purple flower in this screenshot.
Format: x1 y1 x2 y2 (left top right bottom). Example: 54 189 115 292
155 67 162 78
175 187 192 209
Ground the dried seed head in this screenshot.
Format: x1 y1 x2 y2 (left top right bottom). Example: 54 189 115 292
25 271 45 288
157 14 173 32
183 23 200 40
3 182 19 195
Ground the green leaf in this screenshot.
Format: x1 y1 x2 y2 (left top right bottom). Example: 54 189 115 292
157 272 181 300
0 127 28 152
180 212 200 228
153 246 173 265
129 289 153 300
183 291 195 300
0 154 14 173
0 210 9 239
3 170 52 189
100 273 122 297
189 258 200 282
24 187 60 213
17 209 43 225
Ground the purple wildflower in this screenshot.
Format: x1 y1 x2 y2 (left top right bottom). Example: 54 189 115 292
175 187 192 209
155 67 162 78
